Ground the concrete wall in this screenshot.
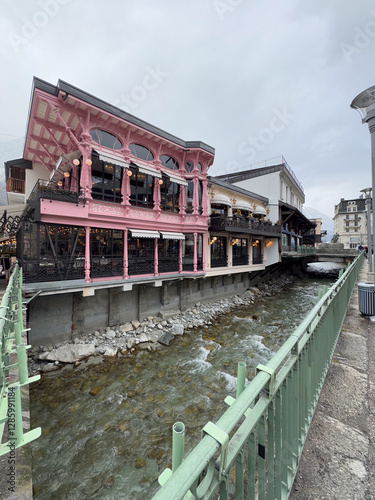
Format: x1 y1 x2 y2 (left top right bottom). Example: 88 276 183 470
27 262 301 346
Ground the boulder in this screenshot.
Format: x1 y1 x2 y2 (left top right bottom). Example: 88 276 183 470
157 331 175 346
170 324 184 336
139 333 149 343
44 344 95 363
119 323 133 333
105 330 116 339
103 346 118 357
131 320 140 329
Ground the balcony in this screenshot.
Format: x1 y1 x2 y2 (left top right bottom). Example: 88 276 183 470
209 215 281 237
6 177 25 194
28 179 80 205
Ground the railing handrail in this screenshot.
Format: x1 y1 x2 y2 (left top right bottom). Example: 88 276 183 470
152 253 363 499
0 264 41 456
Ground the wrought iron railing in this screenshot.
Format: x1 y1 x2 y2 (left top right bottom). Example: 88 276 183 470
128 258 155 276
22 257 85 283
90 257 124 278
209 215 281 235
152 253 363 499
28 179 79 204
0 264 41 456
159 258 180 273
211 256 228 268
233 255 249 266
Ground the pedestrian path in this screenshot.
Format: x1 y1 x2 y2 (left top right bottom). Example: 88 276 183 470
290 259 375 500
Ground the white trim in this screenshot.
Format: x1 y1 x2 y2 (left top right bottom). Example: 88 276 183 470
133 158 162 178
160 231 185 240
99 150 129 169
164 172 188 187
129 229 160 239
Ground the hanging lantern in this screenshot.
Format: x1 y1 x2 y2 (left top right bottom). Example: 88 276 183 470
86 159 92 166
127 170 132 177
158 179 163 185
64 172 70 178
73 159 80 166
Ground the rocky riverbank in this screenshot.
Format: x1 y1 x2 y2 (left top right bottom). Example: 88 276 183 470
28 275 294 375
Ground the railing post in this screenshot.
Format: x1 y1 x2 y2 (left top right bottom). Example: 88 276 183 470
172 422 185 472
236 361 246 398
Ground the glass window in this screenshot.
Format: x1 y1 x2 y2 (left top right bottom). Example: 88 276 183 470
129 165 154 209
91 153 123 203
186 180 194 214
185 161 194 173
233 238 248 266
158 239 179 272
197 163 202 174
160 155 179 170
90 129 122 150
129 143 154 161
90 228 124 278
197 180 203 214
211 236 227 268
160 175 180 213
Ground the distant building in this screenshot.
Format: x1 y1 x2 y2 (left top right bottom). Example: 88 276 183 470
303 218 327 247
215 156 316 253
333 195 372 249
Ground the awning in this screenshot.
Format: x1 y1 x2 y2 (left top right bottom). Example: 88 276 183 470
233 200 253 212
164 172 188 187
133 159 162 178
160 231 185 240
253 206 267 216
99 150 129 169
129 229 160 239
211 193 232 206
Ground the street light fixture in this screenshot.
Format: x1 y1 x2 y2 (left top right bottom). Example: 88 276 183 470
351 85 375 288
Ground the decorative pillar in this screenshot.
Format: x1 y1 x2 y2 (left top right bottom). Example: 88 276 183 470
123 229 128 279
71 164 78 192
153 178 161 212
179 184 186 215
85 226 91 282
121 168 131 206
193 232 197 272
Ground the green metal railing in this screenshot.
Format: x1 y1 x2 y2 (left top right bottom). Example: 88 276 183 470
153 252 363 500
0 263 41 456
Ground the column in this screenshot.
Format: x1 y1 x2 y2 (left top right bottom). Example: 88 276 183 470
192 177 198 215
85 226 91 282
193 232 197 272
121 169 131 206
123 229 128 278
179 240 183 273
201 178 208 216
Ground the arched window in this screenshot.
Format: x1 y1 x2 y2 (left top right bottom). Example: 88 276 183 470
185 161 194 173
90 129 122 150
160 155 179 170
129 143 154 161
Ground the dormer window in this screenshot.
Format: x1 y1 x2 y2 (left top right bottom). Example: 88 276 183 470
90 129 122 150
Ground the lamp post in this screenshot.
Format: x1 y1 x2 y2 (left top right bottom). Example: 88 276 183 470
360 187 373 272
351 86 375 287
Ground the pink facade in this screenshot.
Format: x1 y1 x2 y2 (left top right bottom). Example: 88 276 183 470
19 79 215 284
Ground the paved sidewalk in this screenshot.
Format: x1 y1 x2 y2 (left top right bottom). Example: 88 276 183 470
290 258 375 499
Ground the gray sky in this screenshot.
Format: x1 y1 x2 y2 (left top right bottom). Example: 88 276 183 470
1 0 374 219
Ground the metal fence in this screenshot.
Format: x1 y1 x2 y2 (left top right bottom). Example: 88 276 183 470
0 264 41 456
152 253 363 499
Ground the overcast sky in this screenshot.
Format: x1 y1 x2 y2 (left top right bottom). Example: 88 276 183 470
1 0 375 220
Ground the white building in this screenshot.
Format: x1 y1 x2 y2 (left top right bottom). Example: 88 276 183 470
333 195 372 249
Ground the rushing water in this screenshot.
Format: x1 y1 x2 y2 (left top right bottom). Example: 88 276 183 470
30 276 331 500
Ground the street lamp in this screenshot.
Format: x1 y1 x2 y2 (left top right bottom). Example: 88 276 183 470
360 187 373 273
351 86 375 288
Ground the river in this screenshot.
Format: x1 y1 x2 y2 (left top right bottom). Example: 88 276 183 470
30 275 332 499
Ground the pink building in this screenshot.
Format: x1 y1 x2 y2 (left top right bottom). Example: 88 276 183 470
2 78 282 345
